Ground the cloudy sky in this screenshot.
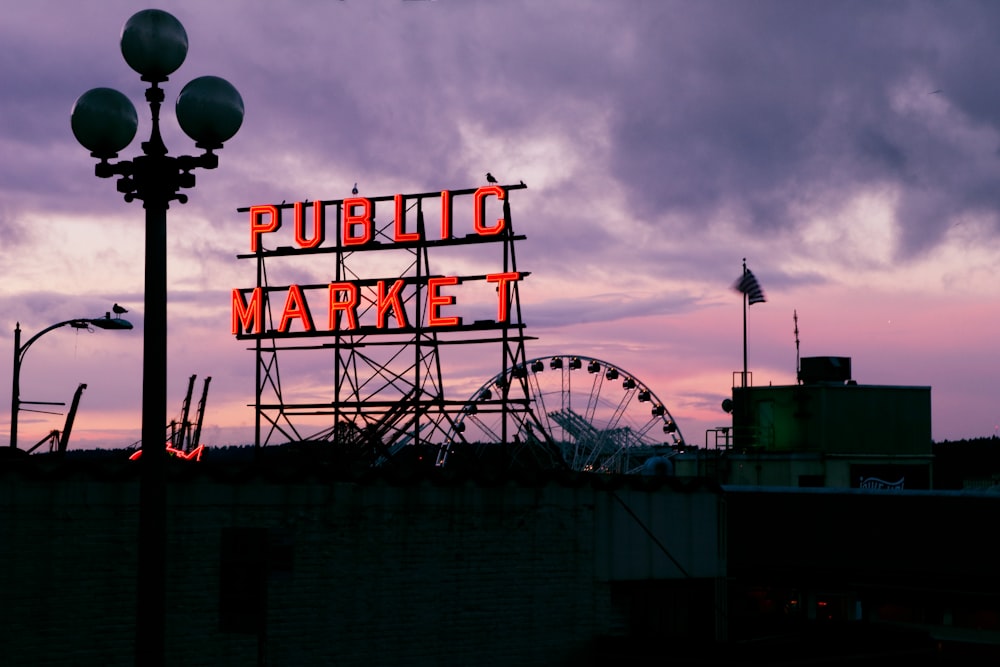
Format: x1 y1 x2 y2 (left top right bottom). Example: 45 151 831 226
3 0 1000 451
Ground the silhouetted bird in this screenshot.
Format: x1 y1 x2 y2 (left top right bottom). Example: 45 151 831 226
352 182 359 195
112 303 128 315
486 172 497 184
519 180 525 186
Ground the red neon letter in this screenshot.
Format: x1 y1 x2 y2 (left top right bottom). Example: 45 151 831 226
328 282 359 330
487 271 521 322
427 276 462 327
293 200 325 249
440 190 451 240
232 287 263 335
394 194 419 243
343 197 373 245
278 285 315 333
474 185 505 235
376 279 408 329
250 205 280 252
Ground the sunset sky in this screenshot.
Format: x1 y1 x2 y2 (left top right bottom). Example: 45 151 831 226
3 0 1000 450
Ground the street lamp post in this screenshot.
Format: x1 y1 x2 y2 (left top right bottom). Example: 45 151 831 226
71 9 243 665
11 312 133 450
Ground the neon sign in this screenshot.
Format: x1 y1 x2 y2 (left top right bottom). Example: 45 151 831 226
231 184 527 339
130 443 204 461
232 181 532 451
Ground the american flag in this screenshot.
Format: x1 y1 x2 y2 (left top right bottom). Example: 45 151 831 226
734 269 766 305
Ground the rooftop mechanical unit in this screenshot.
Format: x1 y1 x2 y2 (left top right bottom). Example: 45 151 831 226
798 356 852 385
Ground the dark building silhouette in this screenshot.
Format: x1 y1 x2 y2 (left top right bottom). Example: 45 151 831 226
3 356 1000 663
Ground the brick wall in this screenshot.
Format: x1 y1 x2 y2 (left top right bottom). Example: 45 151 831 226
0 461 722 666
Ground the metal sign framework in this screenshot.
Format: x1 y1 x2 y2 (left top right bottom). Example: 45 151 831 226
234 183 547 461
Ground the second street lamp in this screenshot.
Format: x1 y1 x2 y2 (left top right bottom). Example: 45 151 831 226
71 9 243 666
11 312 133 450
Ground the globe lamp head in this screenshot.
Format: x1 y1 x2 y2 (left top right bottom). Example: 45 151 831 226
120 9 188 82
71 87 138 158
176 75 244 149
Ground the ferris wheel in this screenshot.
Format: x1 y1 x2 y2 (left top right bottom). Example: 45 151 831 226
441 355 686 474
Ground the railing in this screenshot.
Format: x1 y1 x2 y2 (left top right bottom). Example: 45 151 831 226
705 427 732 451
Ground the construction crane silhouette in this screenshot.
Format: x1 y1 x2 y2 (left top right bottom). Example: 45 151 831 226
128 374 211 461
25 383 87 455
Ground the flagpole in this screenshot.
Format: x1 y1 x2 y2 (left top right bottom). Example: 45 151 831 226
742 258 748 388
794 309 800 384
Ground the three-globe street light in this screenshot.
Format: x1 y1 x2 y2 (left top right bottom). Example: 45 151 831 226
10 312 133 450
71 9 243 665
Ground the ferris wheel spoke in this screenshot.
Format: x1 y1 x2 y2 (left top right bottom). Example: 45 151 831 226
580 434 609 471
605 389 634 432
583 371 602 424
528 370 556 438
467 411 502 443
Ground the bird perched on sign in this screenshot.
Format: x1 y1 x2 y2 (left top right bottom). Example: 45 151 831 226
486 172 497 184
352 182 358 195
113 303 128 315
